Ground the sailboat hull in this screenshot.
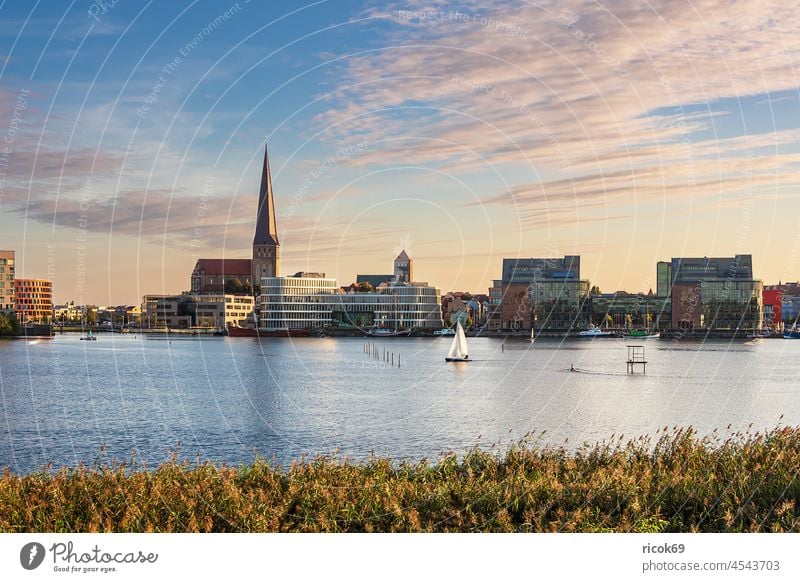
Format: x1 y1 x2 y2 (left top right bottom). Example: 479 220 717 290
445 357 469 362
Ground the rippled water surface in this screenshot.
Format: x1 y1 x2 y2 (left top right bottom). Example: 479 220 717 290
1 334 798 472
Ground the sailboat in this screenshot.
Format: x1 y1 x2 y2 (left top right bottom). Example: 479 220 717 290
445 320 469 362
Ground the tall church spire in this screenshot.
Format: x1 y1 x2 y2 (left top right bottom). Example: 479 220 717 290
253 142 279 246
252 142 280 281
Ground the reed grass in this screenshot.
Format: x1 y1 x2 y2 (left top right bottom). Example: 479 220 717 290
2 426 799 532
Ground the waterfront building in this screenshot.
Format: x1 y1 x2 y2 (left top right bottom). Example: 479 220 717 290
659 255 762 330
499 283 531 330
333 282 442 331
257 273 338 330
191 259 253 294
529 279 590 331
762 287 784 330
14 278 53 323
699 279 763 330
258 271 442 331
142 294 254 329
671 283 702 330
53 302 81 323
502 255 580 284
590 291 671 330
0 250 14 313
488 256 589 332
100 305 143 327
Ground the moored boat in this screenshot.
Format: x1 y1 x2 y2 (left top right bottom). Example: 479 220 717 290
368 327 411 337
578 324 614 338
784 326 800 339
227 324 310 338
626 329 660 339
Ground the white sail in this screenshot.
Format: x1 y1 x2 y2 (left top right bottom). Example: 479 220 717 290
447 320 468 360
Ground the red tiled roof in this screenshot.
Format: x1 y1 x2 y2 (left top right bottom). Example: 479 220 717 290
193 258 252 276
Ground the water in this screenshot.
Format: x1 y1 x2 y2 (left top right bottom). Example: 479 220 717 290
1 334 799 473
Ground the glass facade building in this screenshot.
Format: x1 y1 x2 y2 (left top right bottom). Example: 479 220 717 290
258 274 442 331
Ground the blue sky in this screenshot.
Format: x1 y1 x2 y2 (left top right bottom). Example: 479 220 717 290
1 0 799 304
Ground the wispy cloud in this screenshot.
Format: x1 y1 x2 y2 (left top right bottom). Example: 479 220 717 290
313 0 800 225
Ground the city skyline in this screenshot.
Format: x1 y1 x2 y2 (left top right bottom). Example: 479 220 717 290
1 1 799 304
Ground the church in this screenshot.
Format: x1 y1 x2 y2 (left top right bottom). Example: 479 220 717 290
190 144 280 294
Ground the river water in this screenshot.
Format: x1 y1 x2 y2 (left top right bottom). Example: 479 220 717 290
1 334 797 472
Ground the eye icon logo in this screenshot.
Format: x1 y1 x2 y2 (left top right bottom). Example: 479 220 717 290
20 542 46 570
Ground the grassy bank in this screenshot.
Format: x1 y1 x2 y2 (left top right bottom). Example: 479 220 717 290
1 427 799 532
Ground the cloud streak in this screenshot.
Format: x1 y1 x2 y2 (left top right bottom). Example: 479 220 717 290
313 0 800 228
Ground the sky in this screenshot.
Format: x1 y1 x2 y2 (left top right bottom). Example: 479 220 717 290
0 0 799 305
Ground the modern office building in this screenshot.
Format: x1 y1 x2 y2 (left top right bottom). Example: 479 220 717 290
142 293 254 329
14 278 53 323
502 255 580 284
258 270 442 331
659 255 762 330
0 250 14 313
530 279 590 331
699 279 763 330
488 256 589 332
590 291 671 330
334 283 442 331
257 273 338 330
656 261 672 298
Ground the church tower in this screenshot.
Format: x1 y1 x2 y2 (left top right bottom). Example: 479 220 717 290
252 143 280 285
394 250 413 284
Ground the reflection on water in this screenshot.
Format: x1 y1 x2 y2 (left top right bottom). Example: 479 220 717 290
0 334 797 472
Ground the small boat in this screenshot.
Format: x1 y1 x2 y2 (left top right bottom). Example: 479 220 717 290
626 329 660 339
578 324 614 337
433 327 456 336
368 327 410 337
79 331 97 341
227 324 310 338
445 320 469 362
784 325 800 339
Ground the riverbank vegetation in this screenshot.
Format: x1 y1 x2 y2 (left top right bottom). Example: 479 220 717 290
1 426 799 532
